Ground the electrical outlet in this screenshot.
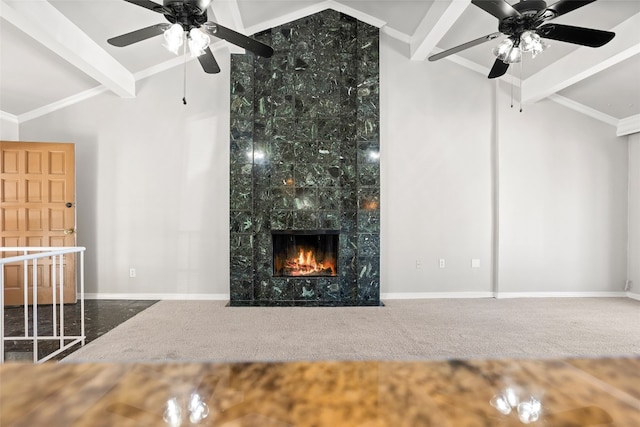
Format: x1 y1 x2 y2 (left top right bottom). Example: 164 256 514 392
471 259 481 268
129 268 136 278
416 260 422 269
439 259 445 268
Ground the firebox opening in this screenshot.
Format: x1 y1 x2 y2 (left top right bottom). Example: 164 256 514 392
272 231 339 277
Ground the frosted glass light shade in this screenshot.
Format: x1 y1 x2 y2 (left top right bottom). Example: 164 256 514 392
492 38 513 62
188 28 210 58
163 24 184 55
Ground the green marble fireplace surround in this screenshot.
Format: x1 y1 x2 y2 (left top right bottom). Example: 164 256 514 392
229 10 380 306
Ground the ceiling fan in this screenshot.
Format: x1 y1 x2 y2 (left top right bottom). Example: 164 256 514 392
107 0 274 74
428 0 615 79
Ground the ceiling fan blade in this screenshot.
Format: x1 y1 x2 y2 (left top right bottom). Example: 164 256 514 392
107 24 168 47
123 0 168 14
488 59 509 79
201 22 274 58
429 32 502 62
537 23 615 47
545 0 598 18
471 0 520 20
197 47 221 74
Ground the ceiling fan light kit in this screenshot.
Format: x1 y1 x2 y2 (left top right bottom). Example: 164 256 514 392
429 0 615 79
493 38 521 64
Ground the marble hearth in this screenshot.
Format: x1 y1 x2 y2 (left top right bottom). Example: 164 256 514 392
229 10 380 306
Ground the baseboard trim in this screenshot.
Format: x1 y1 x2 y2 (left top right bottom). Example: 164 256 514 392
496 292 628 299
85 291 635 301
382 292 494 299
84 293 230 301
382 291 630 300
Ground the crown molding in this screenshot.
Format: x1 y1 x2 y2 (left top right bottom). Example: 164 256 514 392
17 86 110 124
431 56 628 131
14 42 233 124
0 111 19 124
617 114 640 137
381 26 411 44
1 0 135 99
523 13 640 105
547 94 618 127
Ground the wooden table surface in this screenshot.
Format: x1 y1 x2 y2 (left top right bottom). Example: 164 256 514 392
1 357 639 426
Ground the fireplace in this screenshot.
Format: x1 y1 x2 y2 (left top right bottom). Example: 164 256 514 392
229 9 380 306
272 231 339 277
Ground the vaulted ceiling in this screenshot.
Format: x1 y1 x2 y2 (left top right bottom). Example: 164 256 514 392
1 0 639 135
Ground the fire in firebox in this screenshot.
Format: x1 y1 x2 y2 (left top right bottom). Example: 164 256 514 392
272 231 339 277
284 247 336 276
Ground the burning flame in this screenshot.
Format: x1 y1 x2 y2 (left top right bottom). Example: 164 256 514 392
284 248 336 276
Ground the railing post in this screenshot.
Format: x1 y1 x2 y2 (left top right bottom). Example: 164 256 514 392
60 254 65 349
59 254 65 349
52 255 57 339
23 250 28 338
80 251 85 346
32 258 38 363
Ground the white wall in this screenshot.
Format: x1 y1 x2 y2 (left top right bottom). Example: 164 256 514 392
19 53 231 297
16 34 630 298
497 84 628 294
380 35 494 295
629 133 640 295
380 33 629 297
1 114 19 140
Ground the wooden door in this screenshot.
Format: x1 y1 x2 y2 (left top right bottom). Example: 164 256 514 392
1 141 76 305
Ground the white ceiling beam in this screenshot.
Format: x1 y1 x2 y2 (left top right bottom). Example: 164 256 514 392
410 0 471 61
210 0 244 32
522 12 640 105
208 0 245 54
0 0 135 98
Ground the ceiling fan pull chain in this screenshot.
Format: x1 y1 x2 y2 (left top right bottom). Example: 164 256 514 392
519 60 523 113
183 32 188 105
510 72 514 109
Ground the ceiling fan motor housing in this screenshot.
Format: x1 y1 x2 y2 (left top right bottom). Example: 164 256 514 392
499 0 548 38
163 0 209 30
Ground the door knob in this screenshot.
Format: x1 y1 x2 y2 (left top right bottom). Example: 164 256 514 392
65 202 73 208
64 228 75 235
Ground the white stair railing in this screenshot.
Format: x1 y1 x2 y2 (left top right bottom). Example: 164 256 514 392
1 247 86 363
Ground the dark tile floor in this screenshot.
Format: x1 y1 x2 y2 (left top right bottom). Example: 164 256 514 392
3 300 158 362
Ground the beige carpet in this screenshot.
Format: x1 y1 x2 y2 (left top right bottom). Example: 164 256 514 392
62 298 640 363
